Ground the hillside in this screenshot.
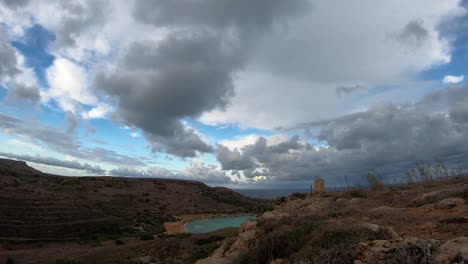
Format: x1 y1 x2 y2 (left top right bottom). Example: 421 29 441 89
0 158 269 241
199 177 468 264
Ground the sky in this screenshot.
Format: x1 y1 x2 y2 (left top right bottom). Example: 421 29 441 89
1 0 468 189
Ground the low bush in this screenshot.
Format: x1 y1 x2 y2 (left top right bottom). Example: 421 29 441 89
114 239 125 245
191 249 210 262
139 234 154 240
54 259 81 264
291 192 307 199
348 188 367 198
410 186 468 207
237 218 390 264
195 236 223 245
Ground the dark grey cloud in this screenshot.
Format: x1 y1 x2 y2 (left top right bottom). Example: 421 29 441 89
0 0 29 9
133 0 310 33
217 86 468 183
6 82 40 104
0 28 41 103
0 27 19 79
50 1 108 49
336 85 367 97
396 20 429 47
96 31 239 157
65 111 77 134
0 113 146 166
94 0 309 158
450 104 468 123
217 144 255 171
0 152 106 174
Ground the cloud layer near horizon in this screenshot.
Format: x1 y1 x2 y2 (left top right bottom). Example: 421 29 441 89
216 85 468 182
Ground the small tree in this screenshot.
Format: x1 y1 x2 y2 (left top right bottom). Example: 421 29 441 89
365 171 383 189
405 170 415 185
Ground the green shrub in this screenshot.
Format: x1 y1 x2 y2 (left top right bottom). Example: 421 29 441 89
365 172 383 189
291 192 306 199
114 239 125 245
348 188 367 198
196 236 223 245
54 259 81 264
191 249 209 262
6 257 14 264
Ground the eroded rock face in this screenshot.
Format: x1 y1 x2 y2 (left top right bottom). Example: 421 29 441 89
196 219 261 263
357 237 440 263
436 236 468 264
132 255 159 264
240 220 257 232
260 211 290 221
360 223 401 240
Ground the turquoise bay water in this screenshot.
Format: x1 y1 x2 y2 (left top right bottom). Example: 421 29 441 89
185 216 255 233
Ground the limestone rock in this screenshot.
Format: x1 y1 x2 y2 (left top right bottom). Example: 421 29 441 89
369 206 403 215
361 223 380 232
261 211 290 221
360 223 401 240
132 255 158 264
225 229 258 257
357 237 439 263
430 198 465 210
240 220 257 232
349 198 363 204
270 258 289 264
436 236 468 264
195 257 231 264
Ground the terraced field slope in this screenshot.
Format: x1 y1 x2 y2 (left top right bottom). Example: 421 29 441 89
0 158 269 241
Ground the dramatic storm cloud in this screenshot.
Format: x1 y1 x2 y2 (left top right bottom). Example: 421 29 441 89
94 0 309 157
217 86 468 182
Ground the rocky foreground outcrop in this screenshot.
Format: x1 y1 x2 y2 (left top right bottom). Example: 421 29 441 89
198 177 468 264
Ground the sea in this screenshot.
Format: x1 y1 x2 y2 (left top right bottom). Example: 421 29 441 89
234 189 310 199
234 187 349 199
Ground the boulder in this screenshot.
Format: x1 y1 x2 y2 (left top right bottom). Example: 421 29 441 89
360 223 401 240
225 229 258 257
261 211 290 221
432 198 465 210
240 220 257 232
369 206 403 215
269 258 289 264
436 236 468 264
132 255 158 264
357 237 439 263
195 257 230 264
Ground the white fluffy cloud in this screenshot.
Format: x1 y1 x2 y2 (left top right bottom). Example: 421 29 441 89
443 75 464 84
81 104 112 119
45 58 96 112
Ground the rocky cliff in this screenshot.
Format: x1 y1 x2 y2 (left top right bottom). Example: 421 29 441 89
198 177 468 264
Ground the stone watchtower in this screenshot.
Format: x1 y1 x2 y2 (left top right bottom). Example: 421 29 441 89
314 177 325 193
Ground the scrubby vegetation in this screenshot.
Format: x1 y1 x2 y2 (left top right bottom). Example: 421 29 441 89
235 215 390 264
291 192 307 199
